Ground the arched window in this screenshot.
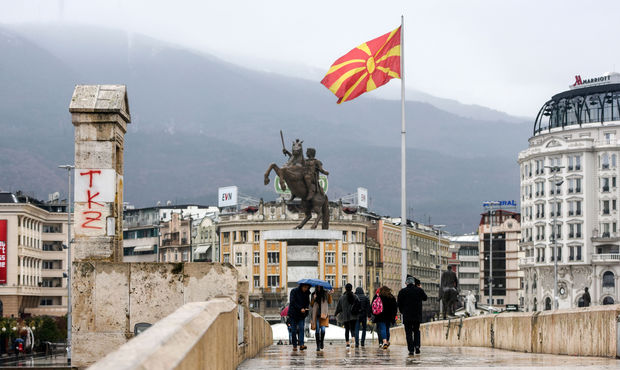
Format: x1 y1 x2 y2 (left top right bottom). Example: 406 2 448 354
602 296 615 305
578 296 585 307
545 297 552 310
532 274 537 289
603 271 615 288
533 298 537 311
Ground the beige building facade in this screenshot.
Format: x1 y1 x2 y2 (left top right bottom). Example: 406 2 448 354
378 219 449 320
218 201 368 322
0 192 69 317
478 210 523 308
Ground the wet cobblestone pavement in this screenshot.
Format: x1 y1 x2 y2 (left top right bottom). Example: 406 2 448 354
238 343 620 369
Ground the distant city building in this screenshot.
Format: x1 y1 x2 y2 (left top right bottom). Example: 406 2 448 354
0 191 69 317
218 200 367 322
377 219 449 320
122 204 218 263
479 210 522 308
449 234 480 300
519 72 620 309
192 214 219 262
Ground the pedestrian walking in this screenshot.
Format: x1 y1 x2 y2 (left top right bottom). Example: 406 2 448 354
335 283 360 348
371 285 397 349
288 282 311 351
354 287 371 347
310 285 333 352
397 275 428 355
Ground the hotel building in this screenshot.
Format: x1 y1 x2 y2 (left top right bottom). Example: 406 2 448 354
519 72 620 310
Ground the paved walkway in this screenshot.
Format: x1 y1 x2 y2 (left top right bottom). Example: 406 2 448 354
239 343 620 369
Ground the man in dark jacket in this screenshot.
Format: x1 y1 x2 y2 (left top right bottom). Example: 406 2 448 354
354 287 371 347
583 287 591 307
398 275 428 355
288 283 311 351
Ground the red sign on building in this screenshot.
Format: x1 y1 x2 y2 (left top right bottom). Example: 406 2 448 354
0 220 7 284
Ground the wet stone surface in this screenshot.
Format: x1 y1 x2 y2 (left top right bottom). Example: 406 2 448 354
238 343 620 369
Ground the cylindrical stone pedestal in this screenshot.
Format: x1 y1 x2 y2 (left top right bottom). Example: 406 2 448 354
263 230 341 296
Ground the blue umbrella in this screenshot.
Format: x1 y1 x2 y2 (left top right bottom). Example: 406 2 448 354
297 278 332 290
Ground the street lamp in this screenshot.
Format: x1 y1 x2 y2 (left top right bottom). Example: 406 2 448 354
58 164 74 365
545 165 564 310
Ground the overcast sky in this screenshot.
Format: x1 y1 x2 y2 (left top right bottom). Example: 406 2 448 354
2 0 620 117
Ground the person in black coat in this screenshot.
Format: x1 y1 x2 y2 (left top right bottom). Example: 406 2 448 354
583 287 591 307
288 283 311 351
354 287 371 347
372 286 397 349
398 275 428 355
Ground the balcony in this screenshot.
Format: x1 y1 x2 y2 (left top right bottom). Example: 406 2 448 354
519 257 535 267
41 269 64 278
592 254 620 263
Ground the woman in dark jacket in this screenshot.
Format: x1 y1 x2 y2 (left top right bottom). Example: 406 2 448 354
372 285 397 349
354 287 371 347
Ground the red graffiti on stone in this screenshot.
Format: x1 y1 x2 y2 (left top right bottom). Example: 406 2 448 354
80 170 103 229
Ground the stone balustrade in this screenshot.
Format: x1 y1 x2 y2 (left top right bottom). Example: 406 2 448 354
89 298 273 370
390 304 620 358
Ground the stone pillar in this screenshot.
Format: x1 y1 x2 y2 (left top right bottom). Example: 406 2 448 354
69 85 130 262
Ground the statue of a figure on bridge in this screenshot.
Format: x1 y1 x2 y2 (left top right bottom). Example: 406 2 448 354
439 265 459 319
264 132 330 229
465 290 477 317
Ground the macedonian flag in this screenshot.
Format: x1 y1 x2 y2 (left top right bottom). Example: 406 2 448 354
321 26 401 104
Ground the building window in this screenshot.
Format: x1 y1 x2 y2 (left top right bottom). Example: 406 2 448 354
602 271 615 288
235 252 243 265
602 153 610 169
602 296 615 305
342 231 348 242
239 231 248 242
358 252 363 266
223 253 230 263
162 253 167 262
497 299 504 305
182 251 188 261
325 252 335 265
267 252 280 265
267 275 280 287
254 252 260 265
40 298 53 306
254 231 260 243
253 276 260 288
342 275 348 287
342 252 347 265
222 232 230 244
545 297 552 310
325 275 335 287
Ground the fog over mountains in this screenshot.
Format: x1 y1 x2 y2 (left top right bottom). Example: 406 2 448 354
0 24 532 233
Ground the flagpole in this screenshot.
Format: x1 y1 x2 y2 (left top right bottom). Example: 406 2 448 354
400 14 407 288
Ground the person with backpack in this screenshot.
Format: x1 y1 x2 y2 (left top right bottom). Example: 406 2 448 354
335 283 360 348
397 275 428 355
354 287 371 347
310 285 333 352
371 285 397 349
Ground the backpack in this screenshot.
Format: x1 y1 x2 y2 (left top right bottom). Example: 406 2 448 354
371 296 383 315
350 296 361 315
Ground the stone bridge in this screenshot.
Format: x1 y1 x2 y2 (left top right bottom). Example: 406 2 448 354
87 303 620 369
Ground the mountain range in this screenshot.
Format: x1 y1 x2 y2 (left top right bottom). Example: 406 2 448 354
0 24 532 233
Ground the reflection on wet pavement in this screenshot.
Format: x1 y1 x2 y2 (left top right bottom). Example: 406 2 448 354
238 343 620 369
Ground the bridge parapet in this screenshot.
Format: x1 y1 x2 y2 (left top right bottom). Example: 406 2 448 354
89 298 273 369
391 304 620 358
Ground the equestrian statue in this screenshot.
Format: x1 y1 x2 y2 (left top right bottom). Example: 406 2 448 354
264 132 330 229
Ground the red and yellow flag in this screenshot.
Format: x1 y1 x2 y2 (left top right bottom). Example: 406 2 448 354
321 26 401 104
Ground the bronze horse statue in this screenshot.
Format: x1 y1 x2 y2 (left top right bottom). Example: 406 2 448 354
264 139 330 229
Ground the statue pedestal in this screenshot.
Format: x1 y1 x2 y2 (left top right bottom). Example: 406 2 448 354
263 230 341 296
